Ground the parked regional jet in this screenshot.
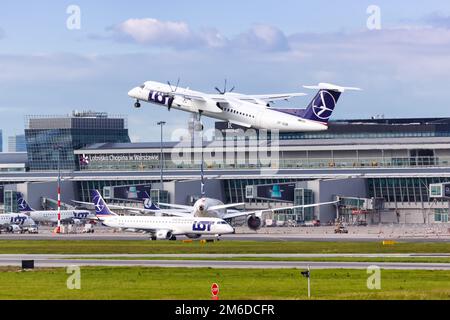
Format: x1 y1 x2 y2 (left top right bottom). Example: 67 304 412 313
0 213 35 233
91 190 234 240
17 193 96 225
128 81 360 132
79 189 336 231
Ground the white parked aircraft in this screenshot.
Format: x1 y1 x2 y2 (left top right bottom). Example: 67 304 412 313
91 190 234 240
155 197 338 231
17 193 96 225
86 189 337 231
0 213 35 233
128 81 360 132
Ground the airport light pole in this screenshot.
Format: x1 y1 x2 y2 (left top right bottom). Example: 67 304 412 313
56 145 62 234
301 265 311 298
157 121 166 192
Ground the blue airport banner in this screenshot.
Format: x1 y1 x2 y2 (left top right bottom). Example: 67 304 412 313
111 185 152 200
255 183 296 202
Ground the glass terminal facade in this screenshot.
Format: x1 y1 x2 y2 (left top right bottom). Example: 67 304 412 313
25 111 130 171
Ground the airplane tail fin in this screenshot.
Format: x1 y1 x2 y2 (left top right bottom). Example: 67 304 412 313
143 191 160 210
91 190 116 216
17 193 34 212
302 83 361 123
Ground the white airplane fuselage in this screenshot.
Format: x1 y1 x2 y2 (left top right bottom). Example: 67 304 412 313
100 215 234 236
128 82 328 132
29 210 94 224
0 213 35 228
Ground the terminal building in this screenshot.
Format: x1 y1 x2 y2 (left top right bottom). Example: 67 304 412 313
7 134 26 153
1 113 450 225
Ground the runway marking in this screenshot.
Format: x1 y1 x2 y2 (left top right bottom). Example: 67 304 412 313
1 256 450 270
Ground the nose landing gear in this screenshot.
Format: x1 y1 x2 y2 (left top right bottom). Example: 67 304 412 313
134 100 141 108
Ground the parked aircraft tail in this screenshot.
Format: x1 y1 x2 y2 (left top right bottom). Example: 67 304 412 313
142 191 160 210
91 190 116 216
17 193 34 212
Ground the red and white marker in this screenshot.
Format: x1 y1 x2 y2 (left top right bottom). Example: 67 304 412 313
211 283 219 300
56 185 61 233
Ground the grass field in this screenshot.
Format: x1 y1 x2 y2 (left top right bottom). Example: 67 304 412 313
1 240 450 254
0 266 449 300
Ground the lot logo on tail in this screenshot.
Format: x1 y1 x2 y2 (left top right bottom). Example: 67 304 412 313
144 198 160 210
17 194 33 212
312 90 336 120
91 190 113 215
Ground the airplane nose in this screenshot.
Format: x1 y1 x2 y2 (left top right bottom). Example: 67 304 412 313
128 87 140 98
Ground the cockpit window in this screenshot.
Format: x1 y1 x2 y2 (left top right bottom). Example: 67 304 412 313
139 84 145 89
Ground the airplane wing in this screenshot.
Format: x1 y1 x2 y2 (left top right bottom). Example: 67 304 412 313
72 200 191 217
72 200 95 208
170 92 223 113
238 93 307 104
158 203 193 211
72 200 144 211
222 201 339 219
209 202 245 211
171 92 208 102
228 120 252 128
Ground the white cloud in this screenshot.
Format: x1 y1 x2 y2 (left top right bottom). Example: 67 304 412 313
114 18 198 48
286 26 450 80
234 24 289 52
112 18 230 50
423 12 450 29
110 18 289 52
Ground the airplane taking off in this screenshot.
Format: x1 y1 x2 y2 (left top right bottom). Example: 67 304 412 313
91 190 235 240
0 213 35 233
128 81 360 132
17 193 96 225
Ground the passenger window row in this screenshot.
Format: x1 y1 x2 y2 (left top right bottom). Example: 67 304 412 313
223 108 255 119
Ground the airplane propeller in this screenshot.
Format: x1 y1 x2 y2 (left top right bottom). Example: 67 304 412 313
167 78 180 93
215 79 235 95
166 78 180 111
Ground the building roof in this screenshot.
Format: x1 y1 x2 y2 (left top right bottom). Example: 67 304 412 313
0 152 27 164
332 117 450 125
82 142 179 150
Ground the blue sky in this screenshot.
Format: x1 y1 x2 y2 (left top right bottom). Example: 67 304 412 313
2 0 450 146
